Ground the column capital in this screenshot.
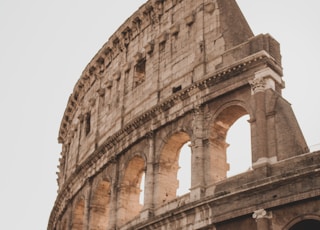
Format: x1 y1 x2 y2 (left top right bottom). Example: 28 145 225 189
252 209 272 221
249 67 284 94
249 77 266 94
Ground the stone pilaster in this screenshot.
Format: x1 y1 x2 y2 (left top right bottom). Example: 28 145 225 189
141 132 155 220
84 180 93 230
190 107 205 201
249 67 283 168
109 158 118 229
252 209 272 230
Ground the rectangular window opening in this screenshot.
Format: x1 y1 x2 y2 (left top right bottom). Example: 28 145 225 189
85 112 91 136
134 59 146 87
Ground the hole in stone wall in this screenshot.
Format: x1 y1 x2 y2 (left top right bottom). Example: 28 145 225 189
177 141 191 196
172 85 182 93
226 115 252 177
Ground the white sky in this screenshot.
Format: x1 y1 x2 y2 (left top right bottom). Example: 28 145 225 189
0 1 319 229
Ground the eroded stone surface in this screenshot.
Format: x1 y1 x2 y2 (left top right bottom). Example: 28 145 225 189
48 1 319 230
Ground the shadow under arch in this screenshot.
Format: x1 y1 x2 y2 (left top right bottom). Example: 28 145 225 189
117 154 146 226
154 131 191 207
284 215 320 230
208 102 252 183
89 178 111 230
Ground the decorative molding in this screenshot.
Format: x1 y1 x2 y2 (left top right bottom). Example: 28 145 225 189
250 67 284 94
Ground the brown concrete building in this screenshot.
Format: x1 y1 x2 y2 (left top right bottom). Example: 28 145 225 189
48 0 320 229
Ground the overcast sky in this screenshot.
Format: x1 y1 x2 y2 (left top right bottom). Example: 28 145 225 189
0 1 319 229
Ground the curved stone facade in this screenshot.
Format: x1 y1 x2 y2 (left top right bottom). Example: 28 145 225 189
49 0 320 229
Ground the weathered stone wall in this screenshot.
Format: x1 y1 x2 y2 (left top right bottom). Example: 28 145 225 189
56 0 257 186
49 0 319 229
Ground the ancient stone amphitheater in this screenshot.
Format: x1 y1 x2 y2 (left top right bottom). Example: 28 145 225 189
48 0 320 229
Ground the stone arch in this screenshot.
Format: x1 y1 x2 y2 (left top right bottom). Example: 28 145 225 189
117 154 146 226
208 101 251 183
71 196 85 230
154 131 191 207
284 215 320 230
88 178 112 230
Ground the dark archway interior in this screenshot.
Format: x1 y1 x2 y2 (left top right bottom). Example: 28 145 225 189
289 219 320 230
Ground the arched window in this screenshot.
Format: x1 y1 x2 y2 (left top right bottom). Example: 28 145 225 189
89 180 111 230
155 132 191 207
118 155 145 225
210 105 251 183
177 142 191 196
226 115 251 177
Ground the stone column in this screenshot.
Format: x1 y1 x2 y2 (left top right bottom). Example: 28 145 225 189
84 181 93 230
250 78 268 164
190 107 206 201
252 209 272 230
249 67 283 168
109 158 118 229
141 132 155 220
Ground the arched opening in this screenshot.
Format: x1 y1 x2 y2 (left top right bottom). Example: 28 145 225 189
72 197 85 230
155 132 191 207
289 219 320 230
210 105 251 183
118 155 145 226
226 115 251 177
89 180 111 230
177 142 191 196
